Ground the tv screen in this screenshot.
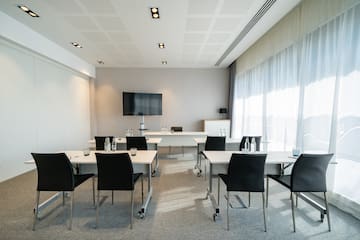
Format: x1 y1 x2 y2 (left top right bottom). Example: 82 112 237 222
123 92 162 116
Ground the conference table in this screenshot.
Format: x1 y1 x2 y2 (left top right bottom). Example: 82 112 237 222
202 151 296 220
88 137 162 176
26 150 157 218
193 137 242 176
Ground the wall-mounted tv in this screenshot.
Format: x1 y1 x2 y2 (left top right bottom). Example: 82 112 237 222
123 92 162 116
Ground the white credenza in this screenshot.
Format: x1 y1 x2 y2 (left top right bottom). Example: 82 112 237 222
144 131 207 147
203 119 230 137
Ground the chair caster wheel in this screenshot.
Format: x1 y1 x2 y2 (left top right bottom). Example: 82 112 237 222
138 211 145 219
213 213 218 222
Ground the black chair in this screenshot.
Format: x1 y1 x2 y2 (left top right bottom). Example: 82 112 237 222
201 136 226 178
31 153 95 230
95 153 143 229
218 153 267 231
239 136 262 151
126 136 148 150
94 136 114 150
266 153 334 232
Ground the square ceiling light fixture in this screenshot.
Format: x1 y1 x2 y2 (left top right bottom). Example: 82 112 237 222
150 7 160 19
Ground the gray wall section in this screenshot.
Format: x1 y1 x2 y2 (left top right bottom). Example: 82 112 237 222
0 37 91 182
93 68 229 136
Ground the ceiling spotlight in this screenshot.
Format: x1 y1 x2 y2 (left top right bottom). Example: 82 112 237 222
70 42 83 48
158 43 165 49
162 61 167 65
150 7 160 19
97 60 104 65
18 5 40 17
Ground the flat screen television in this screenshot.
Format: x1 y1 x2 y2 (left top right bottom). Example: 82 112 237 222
123 92 162 116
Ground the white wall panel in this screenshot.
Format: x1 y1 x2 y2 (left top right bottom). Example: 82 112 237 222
0 38 90 182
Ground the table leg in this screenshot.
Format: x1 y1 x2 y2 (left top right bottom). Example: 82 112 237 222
206 162 219 217
152 144 159 176
139 163 152 218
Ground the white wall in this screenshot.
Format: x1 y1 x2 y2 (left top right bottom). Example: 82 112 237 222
0 37 91 182
93 68 229 136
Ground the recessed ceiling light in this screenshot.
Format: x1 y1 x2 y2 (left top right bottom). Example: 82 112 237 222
158 43 165 49
17 5 39 18
150 7 160 19
97 60 104 65
162 61 167 65
70 42 83 48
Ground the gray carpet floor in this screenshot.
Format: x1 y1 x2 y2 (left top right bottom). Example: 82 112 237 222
1 152 360 240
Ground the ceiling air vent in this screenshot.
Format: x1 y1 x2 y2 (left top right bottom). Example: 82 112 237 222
215 0 277 66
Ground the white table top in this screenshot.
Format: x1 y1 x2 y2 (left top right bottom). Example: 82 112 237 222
202 151 295 165
194 137 242 144
145 131 207 136
88 137 162 144
25 150 157 165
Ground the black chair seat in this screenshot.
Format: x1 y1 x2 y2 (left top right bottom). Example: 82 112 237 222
74 174 95 188
267 175 291 189
133 173 143 183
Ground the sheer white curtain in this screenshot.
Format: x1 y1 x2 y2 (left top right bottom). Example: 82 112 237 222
232 3 360 209
232 64 264 138
266 46 299 151
333 5 360 205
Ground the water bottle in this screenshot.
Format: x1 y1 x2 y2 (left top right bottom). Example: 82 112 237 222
244 137 250 152
251 137 256 152
111 137 116 151
104 137 110 152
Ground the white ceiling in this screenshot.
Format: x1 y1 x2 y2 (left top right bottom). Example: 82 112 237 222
0 0 300 68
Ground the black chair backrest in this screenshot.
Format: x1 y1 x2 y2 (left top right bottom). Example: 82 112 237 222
95 153 135 190
239 136 262 151
31 153 74 191
291 153 333 192
126 136 148 150
205 136 226 150
95 136 114 150
227 153 267 192
171 126 183 132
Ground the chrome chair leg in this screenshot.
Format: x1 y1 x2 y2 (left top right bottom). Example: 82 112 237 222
141 175 144 204
111 190 114 205
296 193 298 207
69 191 74 230
291 192 296 232
227 191 230 231
62 191 66 206
92 177 95 206
262 192 267 232
324 192 331 232
96 190 100 228
266 176 269 208
217 176 220 205
204 158 207 181
130 191 134 229
248 192 251 207
32 191 40 231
